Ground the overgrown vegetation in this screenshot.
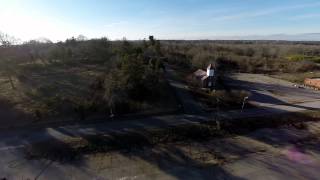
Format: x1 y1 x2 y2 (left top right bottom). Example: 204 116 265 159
1 31 320 124
162 40 320 74
190 89 252 110
0 34 177 124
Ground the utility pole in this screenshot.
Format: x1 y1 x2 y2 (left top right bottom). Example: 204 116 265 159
241 96 249 113
215 95 221 130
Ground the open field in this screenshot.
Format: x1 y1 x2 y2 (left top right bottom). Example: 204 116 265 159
287 54 320 63
0 62 103 112
0 62 178 128
0 39 179 128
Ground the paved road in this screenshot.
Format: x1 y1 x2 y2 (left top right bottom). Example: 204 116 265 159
226 73 320 106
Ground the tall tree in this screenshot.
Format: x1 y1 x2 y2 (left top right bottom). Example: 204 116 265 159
0 32 17 46
149 36 155 46
0 32 18 89
0 59 16 89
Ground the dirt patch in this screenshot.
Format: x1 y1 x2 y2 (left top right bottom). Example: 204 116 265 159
271 72 320 84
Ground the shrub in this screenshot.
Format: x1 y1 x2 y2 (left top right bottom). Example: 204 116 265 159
210 90 251 108
290 61 319 72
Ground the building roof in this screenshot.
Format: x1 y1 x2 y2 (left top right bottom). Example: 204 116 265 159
193 69 209 81
207 63 215 70
201 76 209 81
193 69 207 78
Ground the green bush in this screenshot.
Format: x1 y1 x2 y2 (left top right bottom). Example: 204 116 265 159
210 90 251 107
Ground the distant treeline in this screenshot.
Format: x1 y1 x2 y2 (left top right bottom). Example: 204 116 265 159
161 40 320 45
159 40 320 73
1 35 320 73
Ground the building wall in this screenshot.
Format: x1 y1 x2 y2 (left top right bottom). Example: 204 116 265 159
305 78 320 89
191 71 216 89
202 78 208 88
190 75 204 88
202 77 215 89
207 69 214 76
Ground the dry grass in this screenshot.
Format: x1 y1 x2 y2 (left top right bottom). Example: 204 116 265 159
0 61 179 127
190 88 252 110
0 62 105 121
271 71 320 84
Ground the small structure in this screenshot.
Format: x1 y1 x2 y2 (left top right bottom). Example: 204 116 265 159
305 78 320 90
191 64 216 89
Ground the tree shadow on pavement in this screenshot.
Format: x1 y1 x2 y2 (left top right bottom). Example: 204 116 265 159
3 105 320 179
0 97 33 129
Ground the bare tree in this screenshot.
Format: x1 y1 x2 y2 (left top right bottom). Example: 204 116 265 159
0 59 16 89
0 32 18 89
0 32 17 46
76 35 88 41
103 71 126 117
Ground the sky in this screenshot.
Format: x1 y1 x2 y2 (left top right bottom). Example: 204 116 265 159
1 0 320 41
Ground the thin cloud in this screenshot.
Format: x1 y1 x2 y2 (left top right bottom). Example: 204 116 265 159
104 21 129 28
289 13 320 20
211 2 320 22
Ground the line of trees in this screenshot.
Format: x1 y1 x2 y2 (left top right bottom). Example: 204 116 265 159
0 32 19 89
161 40 320 73
0 32 18 46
